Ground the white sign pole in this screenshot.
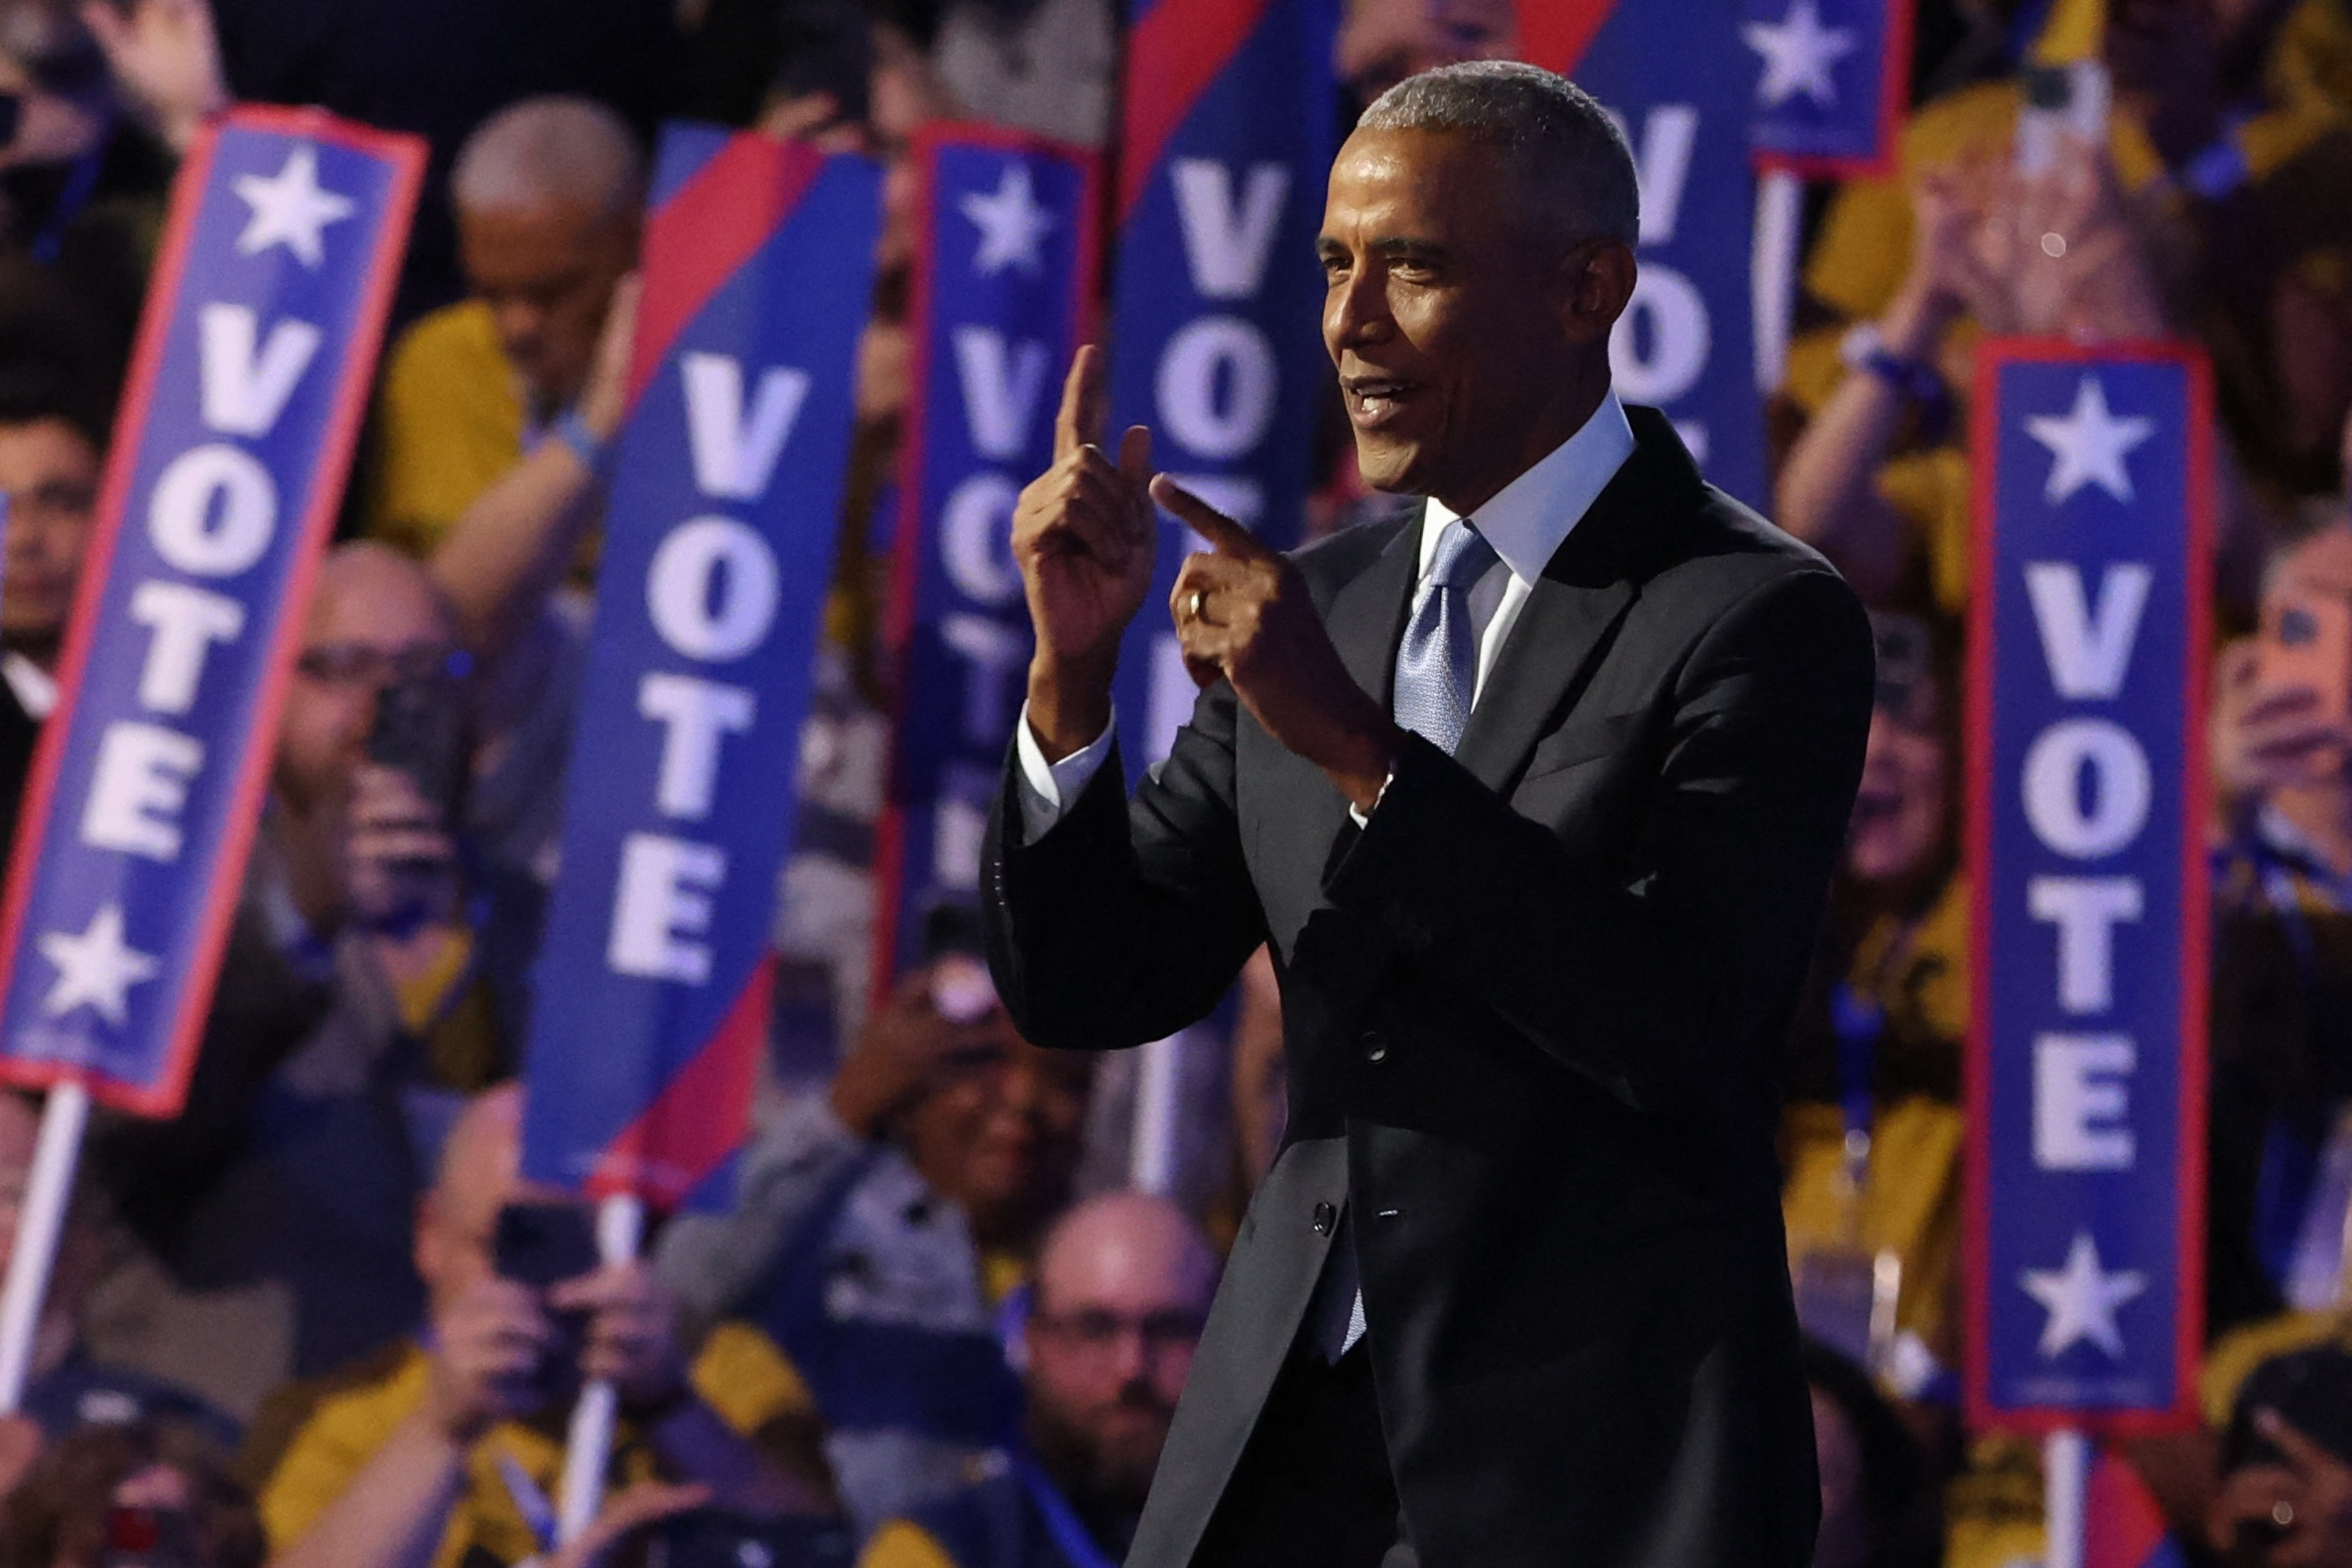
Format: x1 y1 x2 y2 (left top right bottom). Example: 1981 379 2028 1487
556 1191 645 1543
0 1080 90 1409
1752 167 1805 395
1130 1033 1183 1196
2042 1426 2089 1568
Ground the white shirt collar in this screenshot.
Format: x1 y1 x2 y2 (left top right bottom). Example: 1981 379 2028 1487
1419 389 1636 584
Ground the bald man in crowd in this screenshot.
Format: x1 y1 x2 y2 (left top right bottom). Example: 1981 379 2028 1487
258 1084 825 1568
358 94 642 560
857 1194 1219 1568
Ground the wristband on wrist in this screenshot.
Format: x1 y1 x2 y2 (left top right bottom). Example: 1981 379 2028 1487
1839 322 1952 441
551 408 610 479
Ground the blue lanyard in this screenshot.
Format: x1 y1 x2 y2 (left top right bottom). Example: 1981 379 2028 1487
32 129 108 266
1011 1457 1117 1568
1828 980 1883 1151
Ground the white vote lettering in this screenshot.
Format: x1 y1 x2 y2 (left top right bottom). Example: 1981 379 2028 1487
2025 562 2153 700
931 761 994 892
1156 317 1277 461
638 672 756 821
646 517 781 662
2033 1033 2138 1170
1611 263 1710 406
148 445 277 577
2023 718 2151 859
2028 875 2145 1014
607 832 725 982
81 721 203 861
197 306 321 437
681 353 809 501
943 612 1026 744
951 328 1051 461
1170 160 1289 300
940 472 1023 606
1613 104 1697 247
127 582 246 716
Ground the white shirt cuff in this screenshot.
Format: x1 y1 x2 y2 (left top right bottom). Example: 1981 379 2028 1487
1346 770 1394 830
1013 703 1115 842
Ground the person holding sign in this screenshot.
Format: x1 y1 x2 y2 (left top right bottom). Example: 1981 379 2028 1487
986 61 1874 1568
257 1085 834 1568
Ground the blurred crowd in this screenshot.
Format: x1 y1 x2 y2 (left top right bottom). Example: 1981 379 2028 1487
0 0 2330 1565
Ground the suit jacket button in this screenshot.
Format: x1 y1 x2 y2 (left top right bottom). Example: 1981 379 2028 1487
1361 1029 1388 1064
1312 1202 1335 1236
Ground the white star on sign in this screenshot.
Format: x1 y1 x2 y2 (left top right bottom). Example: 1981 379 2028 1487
38 904 159 1028
232 145 355 268
2026 374 2156 506
2021 1231 2147 1360
1743 0 1859 108
959 163 1055 276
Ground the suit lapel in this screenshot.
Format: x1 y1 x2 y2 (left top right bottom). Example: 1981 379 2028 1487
1327 508 1420 709
1450 410 1695 793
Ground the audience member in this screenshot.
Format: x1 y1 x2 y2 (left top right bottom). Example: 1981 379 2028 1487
660 953 1095 1535
1781 614 1965 1395
0 1 179 358
0 294 117 850
2209 1343 2352 1566
255 1083 827 1568
2206 516 2352 1339
1788 0 2352 507
1804 1342 1941 1568
357 96 640 563
209 0 678 317
0 1417 262 1568
1777 129 2178 611
0 1092 236 1453
857 1194 1216 1568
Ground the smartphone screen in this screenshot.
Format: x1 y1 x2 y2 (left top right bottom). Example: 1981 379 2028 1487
492 1201 600 1289
2261 594 2352 721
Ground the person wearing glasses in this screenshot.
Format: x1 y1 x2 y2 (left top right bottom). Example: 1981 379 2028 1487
857 1193 1220 1568
660 942 1100 1541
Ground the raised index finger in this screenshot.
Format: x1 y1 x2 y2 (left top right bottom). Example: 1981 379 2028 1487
1055 343 1108 461
1150 473 1263 559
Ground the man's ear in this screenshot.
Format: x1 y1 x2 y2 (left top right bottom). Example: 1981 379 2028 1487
1559 238 1637 346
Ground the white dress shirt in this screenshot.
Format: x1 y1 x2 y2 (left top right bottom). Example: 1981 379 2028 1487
1013 390 1636 838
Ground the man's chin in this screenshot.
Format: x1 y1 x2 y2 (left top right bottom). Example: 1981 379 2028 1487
1351 435 1435 498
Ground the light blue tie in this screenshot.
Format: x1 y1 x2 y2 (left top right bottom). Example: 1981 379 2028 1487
1391 518 1500 755
1326 518 1500 1361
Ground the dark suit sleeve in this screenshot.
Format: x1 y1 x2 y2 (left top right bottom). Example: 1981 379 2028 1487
1327 566 1874 1114
984 680 1269 1053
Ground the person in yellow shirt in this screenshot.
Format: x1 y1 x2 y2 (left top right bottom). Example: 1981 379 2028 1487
357 96 641 563
257 1083 834 1568
858 1194 1219 1568
1779 0 2352 618
1783 613 1966 1392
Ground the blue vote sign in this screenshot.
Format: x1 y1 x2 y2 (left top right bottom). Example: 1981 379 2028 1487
875 125 1099 984
1105 0 1339 767
1533 0 1769 509
1743 0 1914 176
0 107 422 1115
1966 339 2211 1430
518 128 881 1212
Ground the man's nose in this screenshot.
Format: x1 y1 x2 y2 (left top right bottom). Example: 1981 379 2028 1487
1326 264 1392 351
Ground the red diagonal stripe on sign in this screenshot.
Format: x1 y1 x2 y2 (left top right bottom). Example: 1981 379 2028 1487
627 138 826 412
1118 0 1275 222
588 957 772 1208
1514 0 1619 73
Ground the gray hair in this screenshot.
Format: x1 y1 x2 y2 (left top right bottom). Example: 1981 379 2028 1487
451 95 646 217
1358 62 1639 247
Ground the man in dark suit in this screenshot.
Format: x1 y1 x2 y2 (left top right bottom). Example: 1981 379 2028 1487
983 62 1875 1567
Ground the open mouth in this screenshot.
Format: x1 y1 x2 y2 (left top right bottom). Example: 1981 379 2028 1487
1342 375 1421 427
